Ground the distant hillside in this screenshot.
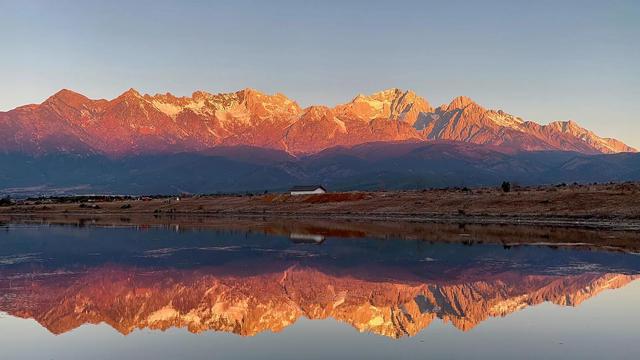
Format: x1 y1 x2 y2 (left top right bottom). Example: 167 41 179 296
1 142 639 196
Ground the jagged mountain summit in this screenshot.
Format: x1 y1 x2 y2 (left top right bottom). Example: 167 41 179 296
0 88 634 156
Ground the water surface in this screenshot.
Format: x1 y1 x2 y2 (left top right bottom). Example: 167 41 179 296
0 223 639 359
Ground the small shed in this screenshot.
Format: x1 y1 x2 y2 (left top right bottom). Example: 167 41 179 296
289 185 327 195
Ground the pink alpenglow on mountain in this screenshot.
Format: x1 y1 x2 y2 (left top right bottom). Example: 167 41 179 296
0 88 635 156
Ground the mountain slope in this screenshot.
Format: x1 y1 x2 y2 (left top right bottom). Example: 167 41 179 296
415 96 634 154
1 143 639 196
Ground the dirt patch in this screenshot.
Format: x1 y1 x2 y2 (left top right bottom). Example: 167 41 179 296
301 193 368 203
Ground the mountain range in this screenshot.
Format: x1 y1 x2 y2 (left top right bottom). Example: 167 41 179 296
0 88 638 194
0 87 635 156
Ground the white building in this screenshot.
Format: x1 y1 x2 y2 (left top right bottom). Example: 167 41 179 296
289 233 325 244
289 185 327 195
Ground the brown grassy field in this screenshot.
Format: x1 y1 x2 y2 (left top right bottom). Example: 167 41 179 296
2 182 639 230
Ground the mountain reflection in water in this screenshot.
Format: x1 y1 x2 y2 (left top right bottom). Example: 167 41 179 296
0 224 638 339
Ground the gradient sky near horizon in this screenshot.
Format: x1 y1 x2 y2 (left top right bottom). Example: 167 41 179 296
1 0 639 147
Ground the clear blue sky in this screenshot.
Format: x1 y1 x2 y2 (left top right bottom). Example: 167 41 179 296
1 0 638 147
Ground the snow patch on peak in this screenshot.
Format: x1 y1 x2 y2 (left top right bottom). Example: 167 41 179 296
151 97 210 119
350 89 403 111
334 117 347 133
371 88 403 99
359 97 385 111
152 101 184 118
487 111 525 129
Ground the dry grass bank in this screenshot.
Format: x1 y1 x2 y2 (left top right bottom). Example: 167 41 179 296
2 182 639 230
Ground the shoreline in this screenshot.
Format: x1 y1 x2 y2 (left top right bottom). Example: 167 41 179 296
3 210 640 231
3 211 640 254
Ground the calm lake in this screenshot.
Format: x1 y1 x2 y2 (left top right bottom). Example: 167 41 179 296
0 222 639 360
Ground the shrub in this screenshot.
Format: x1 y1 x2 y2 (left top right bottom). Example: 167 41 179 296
0 196 12 207
501 181 511 193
